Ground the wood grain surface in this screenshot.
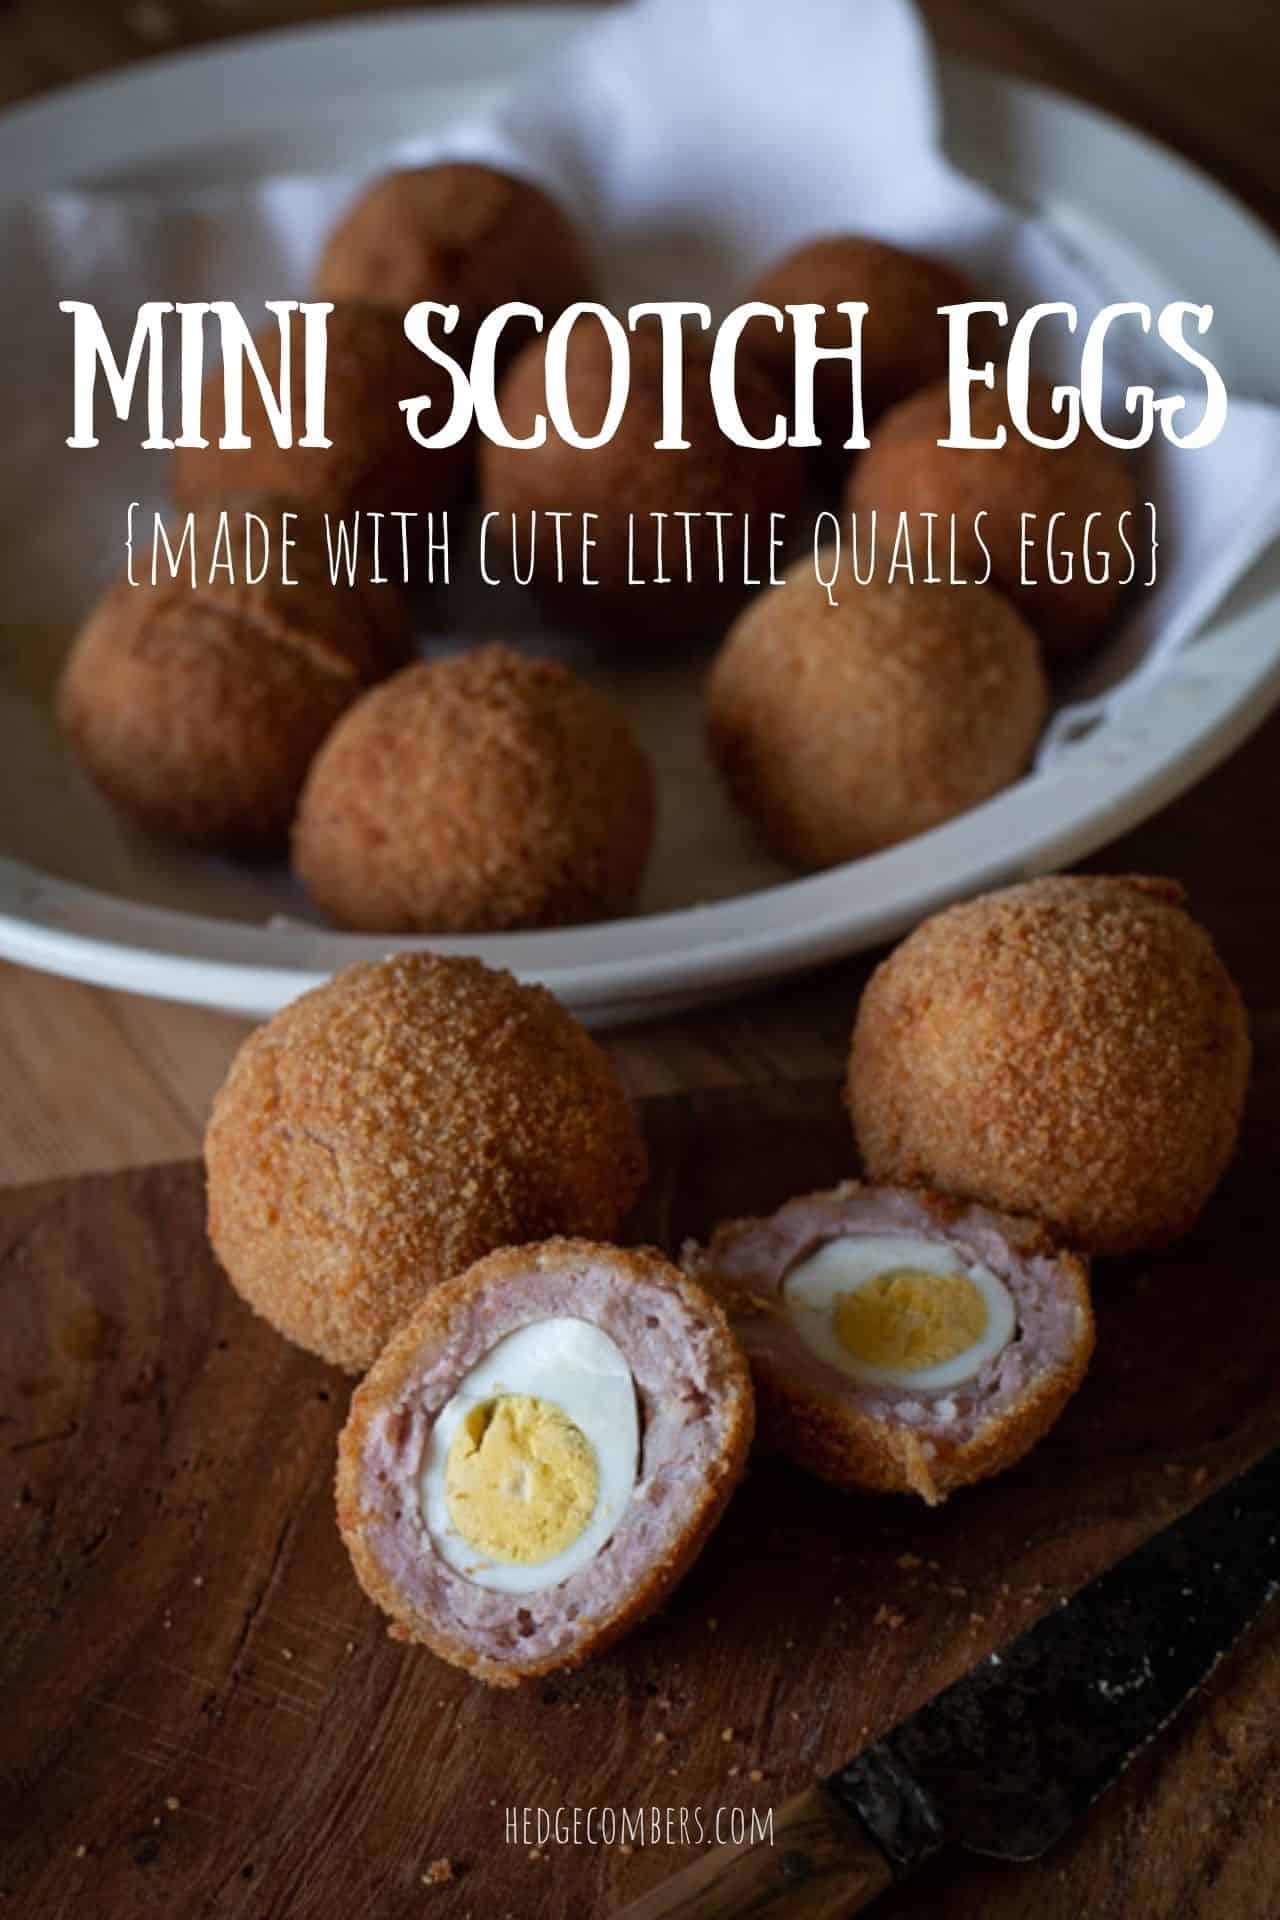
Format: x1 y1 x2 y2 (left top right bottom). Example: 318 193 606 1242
3 1056 1280 1920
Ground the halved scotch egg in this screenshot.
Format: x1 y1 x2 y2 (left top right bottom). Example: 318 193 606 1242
336 1240 753 1684
686 1183 1093 1505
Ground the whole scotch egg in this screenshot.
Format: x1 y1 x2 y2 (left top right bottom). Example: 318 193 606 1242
173 302 468 524
314 163 596 365
478 316 808 642
848 876 1251 1254
845 374 1139 662
706 561 1047 868
57 497 414 852
292 645 656 933
204 953 647 1371
741 234 999 442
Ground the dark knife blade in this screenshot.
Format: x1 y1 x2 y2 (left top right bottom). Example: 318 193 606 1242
830 1442 1280 1870
615 1444 1280 1918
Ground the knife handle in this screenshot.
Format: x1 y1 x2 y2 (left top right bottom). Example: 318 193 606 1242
613 1782 895 1919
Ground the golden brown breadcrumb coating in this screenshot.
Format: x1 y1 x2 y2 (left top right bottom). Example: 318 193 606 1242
848 876 1251 1254
336 1239 754 1684
846 376 1139 661
173 302 468 519
478 318 808 640
314 163 595 363
293 645 655 932
706 561 1047 868
691 1184 1093 1505
748 1350 1092 1505
743 235 999 441
57 500 414 851
205 955 648 1371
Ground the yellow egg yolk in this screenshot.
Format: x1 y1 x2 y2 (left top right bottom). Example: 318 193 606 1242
444 1394 599 1566
834 1268 988 1373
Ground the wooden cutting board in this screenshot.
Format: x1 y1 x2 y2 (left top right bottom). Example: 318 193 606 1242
3 1063 1279 1920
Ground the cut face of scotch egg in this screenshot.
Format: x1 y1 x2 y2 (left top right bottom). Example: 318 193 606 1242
688 1183 1094 1505
782 1236 1017 1392
336 1241 754 1685
419 1318 640 1594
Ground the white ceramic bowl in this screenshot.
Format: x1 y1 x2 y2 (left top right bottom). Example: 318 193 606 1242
2 7 1278 1023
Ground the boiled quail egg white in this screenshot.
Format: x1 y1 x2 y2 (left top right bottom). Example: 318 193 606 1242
419 1317 639 1594
782 1235 1016 1391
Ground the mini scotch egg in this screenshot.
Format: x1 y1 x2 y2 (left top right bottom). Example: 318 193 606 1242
205 952 648 1372
337 1241 753 1685
687 1183 1093 1505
